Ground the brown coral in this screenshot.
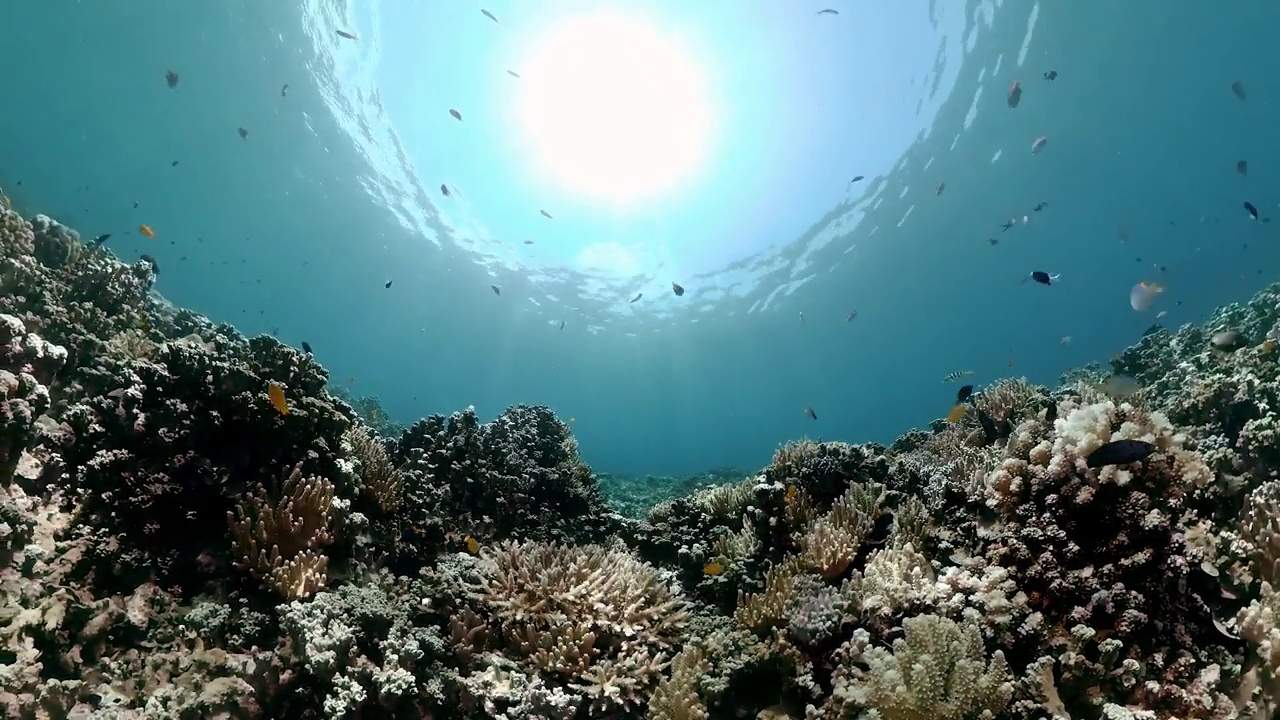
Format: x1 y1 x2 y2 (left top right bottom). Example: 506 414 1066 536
227 463 335 599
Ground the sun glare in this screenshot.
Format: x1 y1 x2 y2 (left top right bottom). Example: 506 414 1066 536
515 11 714 206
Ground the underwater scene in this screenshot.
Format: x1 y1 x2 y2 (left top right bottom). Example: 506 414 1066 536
4 0 1280 718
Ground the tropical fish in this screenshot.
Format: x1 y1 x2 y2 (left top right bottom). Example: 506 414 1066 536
1244 201 1259 220
936 182 946 196
523 240 534 245
1029 270 1058 285
507 70 521 78
1237 160 1248 177
1007 80 1022 108
281 84 289 98
165 69 179 89
816 8 838 15
336 29 358 40
464 536 480 554
671 282 685 296
1044 398 1058 422
805 406 818 420
440 184 450 197
1099 374 1140 399
139 225 155 238
630 293 643 303
785 484 797 504
704 561 724 576
384 280 393 289
956 384 974 403
540 209 553 219
92 233 111 246
481 8 499 22
846 310 858 322
1031 135 1048 154
1085 439 1156 468
941 370 973 383
238 127 249 140
1043 70 1057 80
171 160 179 167
559 321 565 330
850 175 865 183
1211 330 1248 351
491 284 501 295
140 254 159 273
449 109 463 121
1129 281 1164 311
301 341 313 354
267 382 290 415
1231 81 1247 101
946 404 968 423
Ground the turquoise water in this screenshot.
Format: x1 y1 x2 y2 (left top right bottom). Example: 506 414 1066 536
1 0 1276 477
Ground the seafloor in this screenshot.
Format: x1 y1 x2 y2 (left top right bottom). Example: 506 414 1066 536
3 200 1280 720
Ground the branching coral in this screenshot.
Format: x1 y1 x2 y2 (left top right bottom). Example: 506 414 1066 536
345 424 403 513
228 463 335 599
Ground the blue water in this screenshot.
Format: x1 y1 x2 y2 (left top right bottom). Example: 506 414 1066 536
2 0 1277 476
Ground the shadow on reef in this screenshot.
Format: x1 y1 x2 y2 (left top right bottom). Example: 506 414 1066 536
6 202 1280 719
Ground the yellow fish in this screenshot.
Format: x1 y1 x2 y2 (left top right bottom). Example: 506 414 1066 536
139 224 155 238
1263 339 1276 354
703 561 723 576
946 403 968 423
785 484 796 504
464 535 480 554
267 382 289 415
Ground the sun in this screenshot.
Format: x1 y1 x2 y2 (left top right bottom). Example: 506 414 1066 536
514 10 714 206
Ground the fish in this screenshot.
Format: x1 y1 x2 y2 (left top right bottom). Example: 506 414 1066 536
1007 80 1022 108
1031 135 1048 154
1029 270 1059 286
540 209 553 219
816 8 838 15
936 182 946 196
942 371 973 383
507 70 521 78
1099 374 1140 399
267 382 290 415
988 238 999 246
1060 335 1072 345
165 69 179 89
238 127 249 140
846 311 858 322
336 29 358 40
171 160 179 167
481 8 499 22
799 312 805 324
1085 439 1156 468
945 404 968 423
1237 160 1248 177
449 109 463 121
133 201 139 209
1129 281 1164 311
805 406 818 420
139 225 155 238
1244 201 1259 220
491 284 501 295
785 484 797 504
92 233 111 246
464 536 480 554
440 184 451 197
301 341 313 354
385 280 393 289
559 321 565 330
631 293 643 303
956 384 974 403
1231 81 1247 101
850 175 865 183
281 84 289 97
704 561 724 576
1033 202 1048 212
1211 330 1248 351
1001 219 1014 231
1043 70 1057 81
1044 398 1058 422
671 282 685 297
523 240 534 245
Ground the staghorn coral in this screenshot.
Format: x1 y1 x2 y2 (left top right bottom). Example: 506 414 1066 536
228 463 336 599
646 644 711 720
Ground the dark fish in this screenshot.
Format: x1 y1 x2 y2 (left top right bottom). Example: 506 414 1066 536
507 70 521 78
1244 201 1259 220
1033 202 1048 212
1001 219 1014 231
165 69 179 88
491 284 501 295
540 209 553 219
1085 439 1156 468
1231 81 1247 101
805 406 818 419
481 8 499 22
559 321 565 330
92 233 111 246
1030 270 1056 285
384 280 393 289
816 8 838 15
976 409 997 442
237 127 249 140
850 175 865 183
956 384 974 403
523 240 534 245
1044 397 1057 422
1043 70 1057 81
1237 160 1247 177
671 282 685 297
281 84 289 97
449 109 463 121
336 29 358 40
1211 330 1247 351
171 160 179 167
630 293 643 303
301 341 313 354
139 254 159 273
936 182 946 196
846 310 858 322
440 184 451 197
987 238 998 246
1007 80 1022 108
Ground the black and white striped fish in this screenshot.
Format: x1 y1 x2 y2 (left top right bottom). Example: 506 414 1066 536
941 370 974 383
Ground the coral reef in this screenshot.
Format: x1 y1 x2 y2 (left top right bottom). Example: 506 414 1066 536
4 199 1280 720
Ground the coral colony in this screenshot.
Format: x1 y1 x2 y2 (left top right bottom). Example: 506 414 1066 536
6 200 1280 718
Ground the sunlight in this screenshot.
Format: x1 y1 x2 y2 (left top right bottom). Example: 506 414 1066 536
515 10 714 206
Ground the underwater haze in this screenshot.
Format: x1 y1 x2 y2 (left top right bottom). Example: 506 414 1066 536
1 0 1277 477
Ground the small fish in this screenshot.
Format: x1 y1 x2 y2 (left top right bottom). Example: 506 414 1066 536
956 384 974 403
281 84 289 97
846 310 858 322
301 341 313 354
1263 339 1277 354
1060 335 1072 345
671 282 685 297
523 240 534 245
1001 219 1014 231
491 284 501 295
92 233 111 246
799 311 805 324
385 280 393 289
946 404 968 423
1033 201 1048 212
336 29 358 40
1028 270 1059 286
481 8 499 22
785 484 797 504
1099 374 1140 399
850 175 865 183
1043 70 1057 81
464 536 480 554
936 182 946 196
1007 80 1022 108
703 561 724 576
238 127 249 140
559 321 565 330
440 184 451 197
540 209 553 219
987 238 999 246
805 406 818 420
1085 439 1156 468
1031 135 1048 154
1231 81 1247 101
1211 330 1248 351
133 200 139 209
1237 160 1248 177
449 109 463 121
1042 397 1058 422
816 8 838 15
165 69 179 88
630 293 643 303
139 224 155 238
1244 201 1259 220
267 382 290 415
507 70 521 78
1129 281 1164 311
942 370 973 383
171 160 179 167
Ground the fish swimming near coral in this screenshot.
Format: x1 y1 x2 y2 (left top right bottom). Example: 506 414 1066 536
540 209 553 219
464 536 480 554
480 8 499 22
301 341 313 355
1007 80 1022 108
945 404 968 423
1129 281 1164 311
267 382 289 415
956 384 974 403
336 29 358 40
449 109 463 121
165 69 179 89
1085 439 1156 468
703 561 723 576
92 233 111 246
491 284 501 295
671 282 685 297
139 225 155 238
238 127 249 140
630 293 643 303
805 406 817 420
1211 330 1248 351
941 370 973 383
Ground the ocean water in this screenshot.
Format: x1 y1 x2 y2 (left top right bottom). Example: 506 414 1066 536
1 0 1277 479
